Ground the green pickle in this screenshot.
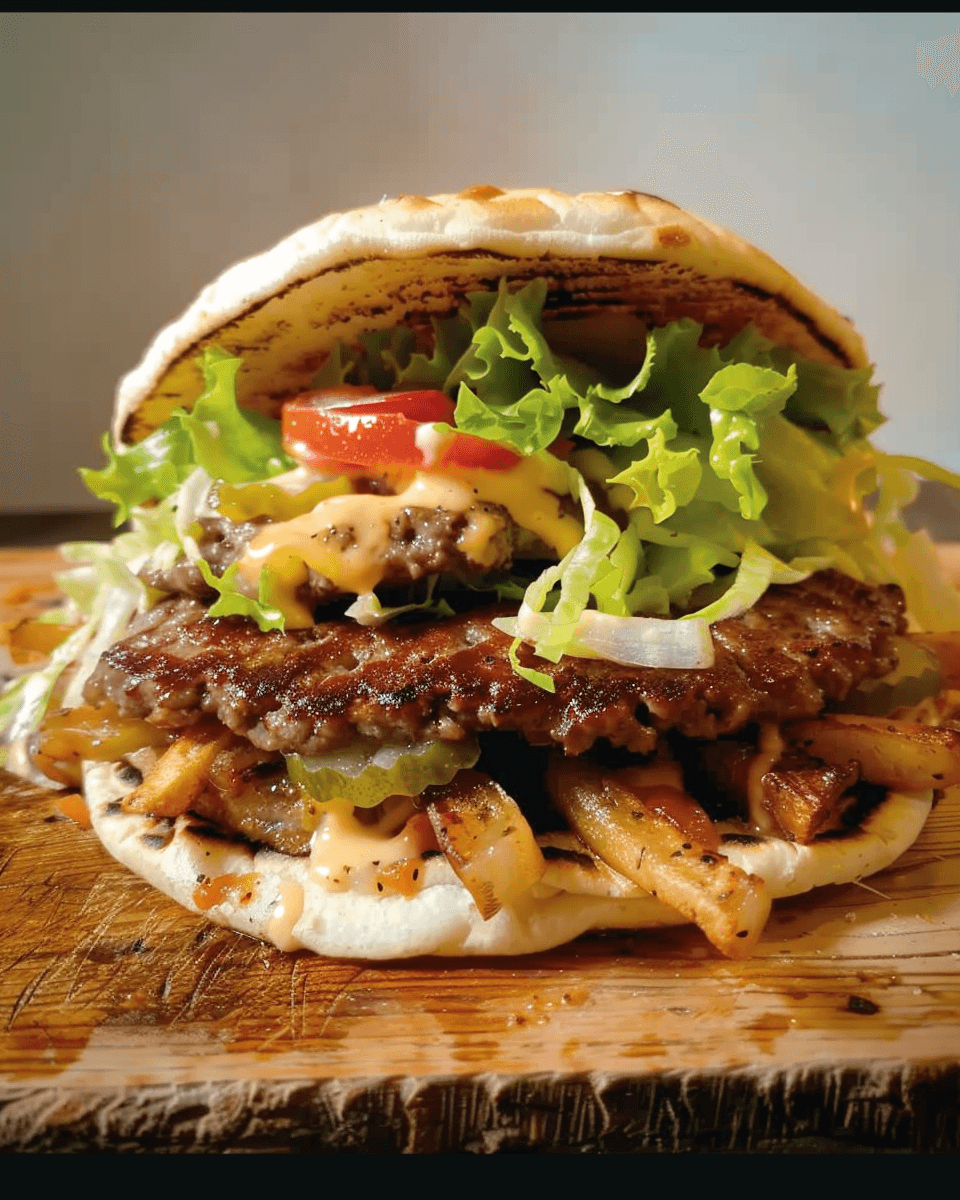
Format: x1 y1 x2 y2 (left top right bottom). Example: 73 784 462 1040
835 636 942 716
287 737 481 826
217 478 350 523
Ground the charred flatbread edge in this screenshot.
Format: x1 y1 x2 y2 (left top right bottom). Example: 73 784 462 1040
84 761 933 958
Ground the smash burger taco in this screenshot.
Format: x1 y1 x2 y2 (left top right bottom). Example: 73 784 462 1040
5 185 960 960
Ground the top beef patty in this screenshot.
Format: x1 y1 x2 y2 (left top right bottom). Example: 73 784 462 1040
83 571 905 757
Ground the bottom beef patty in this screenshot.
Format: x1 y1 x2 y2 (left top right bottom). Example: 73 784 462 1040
84 570 905 757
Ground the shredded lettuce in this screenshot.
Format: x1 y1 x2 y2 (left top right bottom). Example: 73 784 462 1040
7 274 957 744
344 580 454 627
0 501 173 741
681 541 830 625
284 283 957 682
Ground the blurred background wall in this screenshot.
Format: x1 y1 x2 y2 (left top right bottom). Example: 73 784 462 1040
2 12 959 515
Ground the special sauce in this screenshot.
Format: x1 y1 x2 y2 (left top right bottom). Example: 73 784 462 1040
236 457 582 627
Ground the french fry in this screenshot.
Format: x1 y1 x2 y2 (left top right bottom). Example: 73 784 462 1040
32 703 170 788
760 758 859 843
122 723 235 817
785 714 960 791
546 757 772 958
425 770 545 920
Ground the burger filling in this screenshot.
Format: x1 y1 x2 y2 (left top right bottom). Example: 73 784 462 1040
6 278 960 957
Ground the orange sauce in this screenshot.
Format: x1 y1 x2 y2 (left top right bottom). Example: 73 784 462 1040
193 872 259 912
53 791 91 829
374 858 426 898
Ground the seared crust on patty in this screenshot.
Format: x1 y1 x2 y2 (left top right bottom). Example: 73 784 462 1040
84 570 904 757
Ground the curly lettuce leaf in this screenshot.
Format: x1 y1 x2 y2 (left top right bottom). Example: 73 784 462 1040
81 426 195 526
607 415 703 523
81 347 293 525
612 319 723 437
701 362 798 520
195 560 285 632
453 377 568 455
173 347 293 484
393 311 476 389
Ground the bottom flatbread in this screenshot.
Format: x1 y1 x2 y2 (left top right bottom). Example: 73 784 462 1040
84 761 933 959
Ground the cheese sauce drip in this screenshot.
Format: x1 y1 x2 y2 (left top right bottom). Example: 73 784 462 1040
237 456 582 627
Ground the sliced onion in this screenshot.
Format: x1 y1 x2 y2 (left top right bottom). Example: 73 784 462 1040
493 607 714 670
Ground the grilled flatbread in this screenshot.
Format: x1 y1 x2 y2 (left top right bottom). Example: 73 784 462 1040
85 761 932 958
114 186 867 444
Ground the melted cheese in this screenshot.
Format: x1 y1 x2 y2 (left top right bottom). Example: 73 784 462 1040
237 455 582 627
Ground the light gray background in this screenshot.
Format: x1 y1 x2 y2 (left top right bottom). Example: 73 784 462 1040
2 12 959 514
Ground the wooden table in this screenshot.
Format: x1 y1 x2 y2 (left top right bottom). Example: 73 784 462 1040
2 549 959 1152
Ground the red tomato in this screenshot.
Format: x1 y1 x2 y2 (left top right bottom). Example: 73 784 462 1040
282 390 522 473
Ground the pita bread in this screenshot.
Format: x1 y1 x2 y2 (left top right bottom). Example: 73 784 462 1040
85 762 932 958
113 186 868 446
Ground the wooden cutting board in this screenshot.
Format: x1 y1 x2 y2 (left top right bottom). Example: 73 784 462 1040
2 548 959 1152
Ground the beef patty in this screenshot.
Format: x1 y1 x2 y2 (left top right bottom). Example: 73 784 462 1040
84 570 904 757
139 504 520 607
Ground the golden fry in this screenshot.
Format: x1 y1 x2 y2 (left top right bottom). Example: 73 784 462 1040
546 757 772 958
785 714 960 791
426 770 545 920
123 723 235 817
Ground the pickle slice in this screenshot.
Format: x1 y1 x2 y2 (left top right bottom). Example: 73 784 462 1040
286 737 480 819
835 637 941 716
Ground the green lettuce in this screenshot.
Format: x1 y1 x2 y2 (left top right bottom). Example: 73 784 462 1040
10 275 950 740
82 347 294 526
81 426 194 526
702 361 798 520
196 560 286 632
301 280 952 689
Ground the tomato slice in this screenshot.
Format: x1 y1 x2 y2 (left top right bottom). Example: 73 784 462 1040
282 390 522 473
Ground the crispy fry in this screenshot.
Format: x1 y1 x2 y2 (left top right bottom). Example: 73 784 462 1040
32 703 170 788
425 769 545 920
122 722 235 817
5 618 77 662
760 758 859 842
545 757 772 958
785 713 960 791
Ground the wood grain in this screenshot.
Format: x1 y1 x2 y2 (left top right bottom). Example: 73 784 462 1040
2 548 960 1152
